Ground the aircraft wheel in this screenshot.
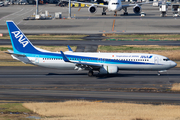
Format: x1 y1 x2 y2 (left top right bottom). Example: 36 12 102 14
88 71 93 77
102 12 106 15
124 12 128 15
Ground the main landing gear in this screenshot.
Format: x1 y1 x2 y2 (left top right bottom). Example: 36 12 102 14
88 70 94 77
102 12 106 15
123 7 128 15
102 7 107 15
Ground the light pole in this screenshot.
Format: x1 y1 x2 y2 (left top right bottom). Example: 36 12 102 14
36 0 39 15
68 0 71 19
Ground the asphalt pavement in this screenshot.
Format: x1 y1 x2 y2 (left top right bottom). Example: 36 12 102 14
0 4 180 34
0 66 179 103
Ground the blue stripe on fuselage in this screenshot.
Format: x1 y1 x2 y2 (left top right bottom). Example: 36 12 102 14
24 51 156 65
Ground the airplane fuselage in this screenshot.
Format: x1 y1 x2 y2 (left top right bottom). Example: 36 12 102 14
22 52 176 71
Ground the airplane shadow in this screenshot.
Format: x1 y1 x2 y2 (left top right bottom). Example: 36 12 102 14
119 14 141 16
46 73 180 79
95 74 180 79
47 73 87 76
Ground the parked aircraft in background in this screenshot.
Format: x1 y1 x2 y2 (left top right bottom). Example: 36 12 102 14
6 21 176 77
72 0 152 16
0 2 4 6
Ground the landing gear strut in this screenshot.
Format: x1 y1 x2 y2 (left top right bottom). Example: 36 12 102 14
88 70 94 77
123 7 128 15
114 11 117 16
102 7 107 15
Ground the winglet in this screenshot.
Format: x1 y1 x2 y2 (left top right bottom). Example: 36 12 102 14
67 45 73 52
60 51 70 62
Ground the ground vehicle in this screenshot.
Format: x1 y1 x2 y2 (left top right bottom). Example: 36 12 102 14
141 12 146 16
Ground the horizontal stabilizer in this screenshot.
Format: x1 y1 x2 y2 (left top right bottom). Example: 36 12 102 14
5 50 26 57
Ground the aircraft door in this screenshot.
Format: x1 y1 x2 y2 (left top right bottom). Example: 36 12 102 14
35 55 39 63
154 56 159 64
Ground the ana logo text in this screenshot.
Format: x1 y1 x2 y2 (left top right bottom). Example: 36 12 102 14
11 31 29 47
140 55 153 58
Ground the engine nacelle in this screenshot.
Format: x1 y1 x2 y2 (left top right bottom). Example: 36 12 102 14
99 65 118 74
133 5 141 14
88 6 97 14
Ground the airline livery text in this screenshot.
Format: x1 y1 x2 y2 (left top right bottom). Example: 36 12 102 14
11 31 29 47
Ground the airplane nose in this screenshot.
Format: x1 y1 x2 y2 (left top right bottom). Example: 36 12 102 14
171 61 177 68
110 5 118 11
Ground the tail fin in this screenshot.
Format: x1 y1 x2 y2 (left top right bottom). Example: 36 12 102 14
6 20 39 54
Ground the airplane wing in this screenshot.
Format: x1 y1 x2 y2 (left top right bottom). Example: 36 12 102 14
60 51 102 67
122 2 152 8
71 1 108 7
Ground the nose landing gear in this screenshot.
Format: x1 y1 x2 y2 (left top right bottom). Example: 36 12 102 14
114 11 117 16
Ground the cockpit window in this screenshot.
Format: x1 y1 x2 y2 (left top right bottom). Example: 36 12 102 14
112 3 119 5
163 58 170 61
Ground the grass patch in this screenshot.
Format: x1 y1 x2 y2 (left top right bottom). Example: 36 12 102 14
171 83 180 91
0 47 13 51
0 103 32 113
23 100 180 120
103 34 180 40
98 45 180 51
0 103 37 120
175 61 180 67
0 62 34 66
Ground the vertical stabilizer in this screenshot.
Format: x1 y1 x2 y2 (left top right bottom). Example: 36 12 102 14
6 20 39 54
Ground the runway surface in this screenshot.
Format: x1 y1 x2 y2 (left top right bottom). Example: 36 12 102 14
0 4 180 34
0 66 180 103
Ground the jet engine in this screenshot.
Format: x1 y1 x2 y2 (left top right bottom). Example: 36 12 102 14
133 5 141 14
99 65 118 74
88 6 97 14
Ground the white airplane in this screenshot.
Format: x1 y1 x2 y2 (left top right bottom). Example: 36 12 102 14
6 20 177 77
72 0 152 16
